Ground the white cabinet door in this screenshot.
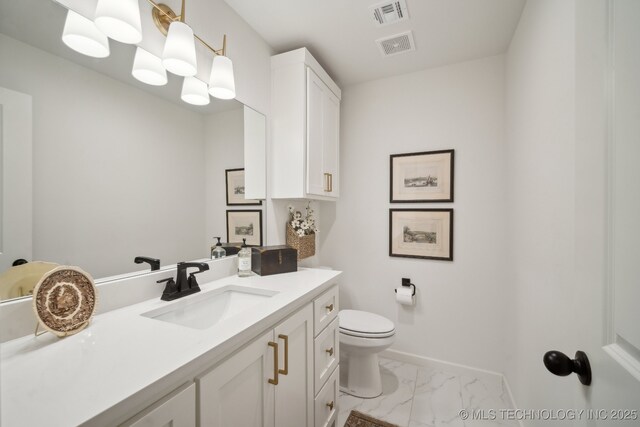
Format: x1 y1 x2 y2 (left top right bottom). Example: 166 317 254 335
322 84 340 198
306 68 326 197
121 383 195 427
197 331 276 427
306 68 340 199
274 304 314 427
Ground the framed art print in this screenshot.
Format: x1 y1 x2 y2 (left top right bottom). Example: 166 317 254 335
389 209 453 261
390 149 454 202
226 168 262 206
226 210 263 246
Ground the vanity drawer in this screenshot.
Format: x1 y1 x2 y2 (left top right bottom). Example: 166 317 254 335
314 366 339 427
314 317 339 395
314 286 338 336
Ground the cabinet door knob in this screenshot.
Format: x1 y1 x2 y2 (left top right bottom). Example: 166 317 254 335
268 341 279 385
326 401 334 411
325 303 334 312
325 347 334 356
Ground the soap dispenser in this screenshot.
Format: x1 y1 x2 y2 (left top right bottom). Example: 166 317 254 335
211 237 226 259
237 238 252 277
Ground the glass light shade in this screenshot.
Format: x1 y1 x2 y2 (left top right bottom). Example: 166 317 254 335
132 47 167 86
162 22 197 77
62 10 110 58
181 77 210 106
208 55 236 99
94 0 142 44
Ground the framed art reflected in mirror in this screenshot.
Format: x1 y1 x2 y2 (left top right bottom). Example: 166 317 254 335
227 210 263 246
226 168 262 206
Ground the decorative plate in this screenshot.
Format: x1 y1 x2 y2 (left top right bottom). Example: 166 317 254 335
32 266 97 337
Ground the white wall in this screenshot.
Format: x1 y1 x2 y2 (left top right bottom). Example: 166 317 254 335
0 34 207 279
503 0 578 413
319 55 508 372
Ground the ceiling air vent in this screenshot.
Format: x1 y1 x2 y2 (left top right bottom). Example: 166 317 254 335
370 0 409 26
376 31 415 57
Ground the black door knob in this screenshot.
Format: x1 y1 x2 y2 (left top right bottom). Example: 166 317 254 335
543 350 592 386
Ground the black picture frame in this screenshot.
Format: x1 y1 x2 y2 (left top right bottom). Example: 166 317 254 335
390 149 454 203
226 210 263 246
389 208 453 261
225 168 262 206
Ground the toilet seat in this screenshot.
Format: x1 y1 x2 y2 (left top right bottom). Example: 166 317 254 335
339 309 395 338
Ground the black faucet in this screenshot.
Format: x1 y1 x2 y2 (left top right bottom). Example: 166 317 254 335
156 262 210 301
135 256 161 271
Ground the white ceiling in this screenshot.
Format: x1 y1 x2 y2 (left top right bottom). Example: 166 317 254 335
223 0 526 86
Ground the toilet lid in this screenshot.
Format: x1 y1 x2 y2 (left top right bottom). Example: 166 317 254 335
339 310 395 336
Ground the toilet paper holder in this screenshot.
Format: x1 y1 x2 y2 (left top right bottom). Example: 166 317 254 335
395 278 416 296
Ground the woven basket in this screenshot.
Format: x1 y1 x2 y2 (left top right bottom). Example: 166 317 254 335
286 223 316 260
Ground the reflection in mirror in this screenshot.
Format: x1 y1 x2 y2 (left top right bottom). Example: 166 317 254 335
0 0 266 302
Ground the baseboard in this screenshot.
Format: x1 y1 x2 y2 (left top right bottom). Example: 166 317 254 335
381 348 504 379
381 348 523 426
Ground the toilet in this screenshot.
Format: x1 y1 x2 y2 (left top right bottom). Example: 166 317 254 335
339 309 396 398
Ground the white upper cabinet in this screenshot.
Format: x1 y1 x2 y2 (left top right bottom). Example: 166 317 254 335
271 48 341 200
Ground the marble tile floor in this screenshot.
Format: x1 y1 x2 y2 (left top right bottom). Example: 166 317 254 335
337 358 519 427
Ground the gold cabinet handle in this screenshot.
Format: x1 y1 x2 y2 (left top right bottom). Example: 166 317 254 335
329 173 333 192
324 173 331 192
326 303 334 312
278 334 289 375
325 347 334 357
326 401 334 411
268 341 279 385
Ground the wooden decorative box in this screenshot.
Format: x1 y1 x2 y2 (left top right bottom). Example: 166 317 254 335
251 245 298 276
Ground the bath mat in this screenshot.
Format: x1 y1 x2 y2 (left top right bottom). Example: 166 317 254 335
343 410 399 427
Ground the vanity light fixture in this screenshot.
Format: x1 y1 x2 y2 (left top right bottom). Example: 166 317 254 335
149 0 236 99
62 10 110 58
209 52 236 100
94 0 143 44
181 76 210 106
59 0 236 103
132 47 167 86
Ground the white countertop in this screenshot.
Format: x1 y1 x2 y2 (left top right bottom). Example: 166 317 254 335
0 268 340 427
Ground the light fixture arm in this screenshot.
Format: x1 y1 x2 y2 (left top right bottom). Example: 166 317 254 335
146 0 226 56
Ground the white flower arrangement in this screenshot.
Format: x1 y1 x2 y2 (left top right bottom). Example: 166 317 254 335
288 202 318 237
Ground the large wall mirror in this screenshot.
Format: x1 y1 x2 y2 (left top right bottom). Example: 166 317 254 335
0 0 266 301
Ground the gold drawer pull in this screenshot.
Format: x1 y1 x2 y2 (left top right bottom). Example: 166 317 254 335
278 334 289 375
325 303 334 312
324 173 331 192
326 401 334 411
268 341 279 385
325 347 334 356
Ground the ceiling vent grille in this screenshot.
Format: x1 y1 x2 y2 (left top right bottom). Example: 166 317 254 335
370 0 409 26
376 31 415 57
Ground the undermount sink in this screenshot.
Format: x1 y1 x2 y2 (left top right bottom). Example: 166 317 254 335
141 285 279 330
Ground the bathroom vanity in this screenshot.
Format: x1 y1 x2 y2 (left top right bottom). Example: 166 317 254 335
0 264 340 427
